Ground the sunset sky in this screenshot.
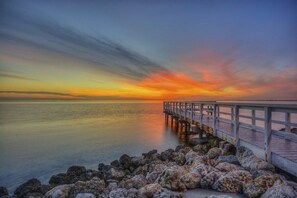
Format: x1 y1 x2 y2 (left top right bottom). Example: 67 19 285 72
0 0 297 100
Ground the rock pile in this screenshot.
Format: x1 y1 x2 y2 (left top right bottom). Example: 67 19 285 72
1 138 297 198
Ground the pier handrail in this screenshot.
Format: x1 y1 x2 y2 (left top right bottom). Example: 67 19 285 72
163 101 297 176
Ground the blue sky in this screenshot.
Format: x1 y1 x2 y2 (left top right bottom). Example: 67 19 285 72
0 0 296 100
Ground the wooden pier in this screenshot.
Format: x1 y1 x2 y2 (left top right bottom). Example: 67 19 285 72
163 101 297 177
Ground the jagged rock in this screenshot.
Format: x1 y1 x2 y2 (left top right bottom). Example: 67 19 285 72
192 143 210 154
178 146 192 155
143 150 159 161
109 168 126 181
173 152 186 165
215 162 242 172
160 149 175 161
243 175 278 198
85 169 103 180
146 162 167 184
157 165 188 191
131 156 147 168
14 178 50 198
221 143 235 156
175 145 186 152
75 193 96 198
153 188 184 198
207 147 222 159
119 154 132 169
250 170 274 179
236 146 275 172
212 170 252 193
180 172 201 189
108 188 139 198
261 183 297 198
184 150 200 164
200 171 225 189
44 184 74 198
139 183 162 197
68 177 105 197
119 174 147 189
110 160 120 168
191 155 215 167
191 164 215 177
49 166 88 185
0 187 8 197
215 155 239 165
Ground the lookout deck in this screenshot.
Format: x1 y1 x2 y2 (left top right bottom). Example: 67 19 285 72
163 101 297 177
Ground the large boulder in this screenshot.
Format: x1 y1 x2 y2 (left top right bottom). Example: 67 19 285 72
119 154 132 169
157 165 188 191
139 183 162 197
215 155 239 165
75 193 96 198
160 149 175 161
14 178 50 197
261 183 297 198
119 174 147 189
68 177 105 197
236 147 275 172
243 175 278 198
146 162 167 184
44 184 74 198
180 172 201 189
153 188 184 198
49 166 88 185
108 188 139 198
215 162 242 172
0 187 8 197
212 170 252 193
200 171 225 189
207 147 222 159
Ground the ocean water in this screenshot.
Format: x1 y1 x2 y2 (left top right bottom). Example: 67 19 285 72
0 100 180 192
0 100 296 192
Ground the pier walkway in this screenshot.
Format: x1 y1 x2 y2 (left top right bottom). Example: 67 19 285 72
163 101 297 177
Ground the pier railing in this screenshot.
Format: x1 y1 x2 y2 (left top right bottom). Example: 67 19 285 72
163 101 297 176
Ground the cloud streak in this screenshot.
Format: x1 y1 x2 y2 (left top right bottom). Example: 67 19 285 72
0 5 167 81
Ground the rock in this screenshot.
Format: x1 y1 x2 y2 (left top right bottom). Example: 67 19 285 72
14 178 49 198
119 174 147 189
146 163 167 183
200 171 224 189
189 138 209 146
143 150 159 161
160 149 175 161
207 147 222 159
219 141 227 149
75 193 96 198
44 184 73 198
215 162 242 172
49 166 87 185
243 175 277 198
153 188 184 198
215 155 239 165
157 165 188 191
86 169 103 180
250 169 274 179
261 183 297 198
180 172 201 189
191 164 215 177
175 145 186 152
173 152 186 165
236 146 275 172
221 143 235 156
131 156 147 168
119 154 132 169
212 170 252 193
109 168 126 181
110 160 120 168
139 183 162 197
205 195 232 198
0 187 8 197
178 146 192 155
108 188 139 198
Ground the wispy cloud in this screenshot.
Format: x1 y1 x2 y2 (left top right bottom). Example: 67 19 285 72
0 73 39 81
0 5 167 81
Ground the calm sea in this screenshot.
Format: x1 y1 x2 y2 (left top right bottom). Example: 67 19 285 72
0 100 296 192
0 100 180 192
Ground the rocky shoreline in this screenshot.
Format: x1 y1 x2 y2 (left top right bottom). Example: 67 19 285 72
1 135 297 198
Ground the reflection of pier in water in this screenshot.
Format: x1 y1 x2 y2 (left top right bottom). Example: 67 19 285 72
163 101 297 177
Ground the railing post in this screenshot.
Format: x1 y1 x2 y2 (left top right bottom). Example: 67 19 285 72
264 107 272 163
252 109 256 125
191 103 194 123
285 112 291 133
200 103 203 129
213 104 217 136
184 102 187 119
233 105 239 147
